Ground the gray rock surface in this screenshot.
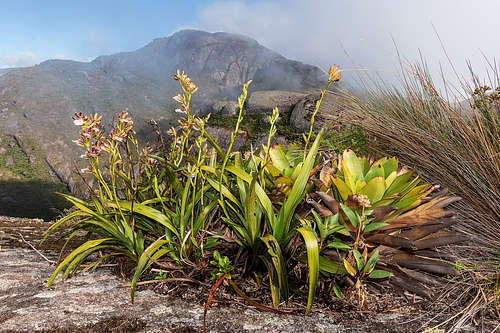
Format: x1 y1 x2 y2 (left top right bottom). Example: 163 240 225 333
0 250 344 333
0 216 471 333
254 134 289 149
247 90 307 115
212 100 240 116
290 92 344 131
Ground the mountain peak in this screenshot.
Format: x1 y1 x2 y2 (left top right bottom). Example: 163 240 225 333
0 29 331 216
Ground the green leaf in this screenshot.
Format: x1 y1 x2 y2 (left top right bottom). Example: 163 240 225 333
384 171 398 189
363 222 389 233
318 255 346 275
331 177 352 201
152 175 167 212
326 241 351 250
59 194 123 234
165 167 184 198
382 157 398 178
270 145 292 177
384 171 414 197
275 129 323 243
400 183 431 200
342 149 363 188
333 284 343 299
106 200 179 239
368 269 393 279
226 165 275 229
202 130 226 159
234 153 247 203
364 249 379 274
131 239 170 302
42 210 87 244
193 198 218 237
261 256 281 310
311 209 323 225
364 163 384 184
325 214 339 226
340 203 359 228
359 176 385 204
62 245 110 280
261 234 289 308
206 177 241 209
46 238 112 287
244 174 260 247
353 249 364 271
297 227 319 315
179 176 191 238
358 157 371 175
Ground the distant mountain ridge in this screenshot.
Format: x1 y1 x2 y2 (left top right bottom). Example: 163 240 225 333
0 68 11 76
0 29 327 217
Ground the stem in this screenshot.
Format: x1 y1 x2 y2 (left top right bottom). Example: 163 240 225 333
304 80 332 159
218 81 251 221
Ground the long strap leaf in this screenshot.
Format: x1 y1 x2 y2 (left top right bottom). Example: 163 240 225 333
226 165 275 229
46 238 112 287
261 234 289 308
131 238 170 302
297 227 320 315
276 129 323 243
106 200 179 239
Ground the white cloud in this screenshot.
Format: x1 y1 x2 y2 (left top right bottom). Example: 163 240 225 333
51 54 93 62
0 51 41 68
198 0 500 88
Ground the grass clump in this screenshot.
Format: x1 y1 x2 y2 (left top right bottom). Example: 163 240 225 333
341 61 500 329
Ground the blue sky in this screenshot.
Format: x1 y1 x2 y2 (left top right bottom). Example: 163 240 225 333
0 0 211 66
1 0 499 88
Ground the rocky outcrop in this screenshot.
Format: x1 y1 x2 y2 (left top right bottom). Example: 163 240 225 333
290 92 345 131
246 90 307 115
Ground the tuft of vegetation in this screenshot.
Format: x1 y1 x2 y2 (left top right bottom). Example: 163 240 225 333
43 66 467 321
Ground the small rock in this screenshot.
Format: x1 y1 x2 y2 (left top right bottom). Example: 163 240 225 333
205 126 248 151
212 100 239 116
254 134 288 149
247 90 306 115
290 92 344 131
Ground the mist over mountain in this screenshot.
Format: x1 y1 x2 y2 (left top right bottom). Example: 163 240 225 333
0 29 328 217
